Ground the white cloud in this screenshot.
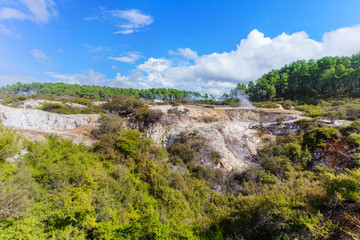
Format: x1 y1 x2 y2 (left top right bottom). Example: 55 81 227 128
0 8 27 20
321 26 360 56
108 52 143 63
112 9 153 34
108 25 360 95
12 25 360 96
169 48 198 60
85 8 153 34
81 44 113 54
48 69 106 85
0 0 57 35
0 0 56 23
115 29 134 34
111 65 118 70
31 49 50 61
0 23 14 36
19 0 57 23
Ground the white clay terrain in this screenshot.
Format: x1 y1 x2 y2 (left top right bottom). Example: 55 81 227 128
0 100 304 171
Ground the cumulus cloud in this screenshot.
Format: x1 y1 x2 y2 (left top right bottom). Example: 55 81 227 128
85 8 153 34
108 52 143 63
108 25 360 95
26 25 360 96
48 69 106 85
31 49 50 61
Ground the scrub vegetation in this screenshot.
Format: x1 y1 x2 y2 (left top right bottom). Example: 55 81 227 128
0 111 360 239
2 54 360 239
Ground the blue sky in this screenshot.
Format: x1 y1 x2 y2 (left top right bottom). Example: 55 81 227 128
1 0 360 95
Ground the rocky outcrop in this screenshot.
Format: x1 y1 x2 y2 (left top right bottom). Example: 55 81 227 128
0 102 303 172
0 105 100 132
147 105 302 172
147 121 259 171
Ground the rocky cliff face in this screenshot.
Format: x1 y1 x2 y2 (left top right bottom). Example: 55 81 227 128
0 101 303 172
0 105 99 132
151 121 259 171
0 104 100 145
147 105 302 172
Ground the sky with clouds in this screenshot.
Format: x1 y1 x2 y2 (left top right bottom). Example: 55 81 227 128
1 0 360 95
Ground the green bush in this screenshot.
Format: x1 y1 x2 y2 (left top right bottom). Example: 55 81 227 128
168 142 196 164
91 114 124 138
39 102 101 114
303 127 342 151
321 168 360 203
257 135 312 175
281 100 296 109
295 118 323 131
275 116 286 125
341 120 360 135
102 98 146 117
348 133 360 147
252 101 278 108
0 125 20 162
203 116 217 123
132 107 163 130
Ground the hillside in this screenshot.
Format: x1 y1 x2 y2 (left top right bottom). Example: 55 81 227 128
1 92 360 239
0 98 300 171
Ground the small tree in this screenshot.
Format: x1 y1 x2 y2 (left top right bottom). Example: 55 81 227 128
324 110 346 124
275 117 286 125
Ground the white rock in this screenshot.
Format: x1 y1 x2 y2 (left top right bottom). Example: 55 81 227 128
0 105 99 132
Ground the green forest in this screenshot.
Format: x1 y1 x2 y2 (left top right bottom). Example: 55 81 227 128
226 53 360 101
0 82 205 101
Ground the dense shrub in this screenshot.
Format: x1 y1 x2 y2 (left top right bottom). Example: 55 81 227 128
275 116 286 125
91 114 124 138
167 107 189 117
168 131 219 165
303 127 342 151
0 125 20 162
258 135 312 175
341 120 360 135
0 129 228 239
39 102 101 114
102 98 146 116
295 118 323 131
0 104 359 239
131 107 163 130
252 101 278 108
168 141 196 164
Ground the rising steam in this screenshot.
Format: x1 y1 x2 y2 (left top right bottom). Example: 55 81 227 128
231 90 255 108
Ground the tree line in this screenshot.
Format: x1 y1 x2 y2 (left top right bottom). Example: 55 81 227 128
1 82 206 101
225 53 360 101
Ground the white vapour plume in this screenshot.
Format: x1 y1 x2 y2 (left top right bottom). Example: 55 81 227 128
231 90 255 108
